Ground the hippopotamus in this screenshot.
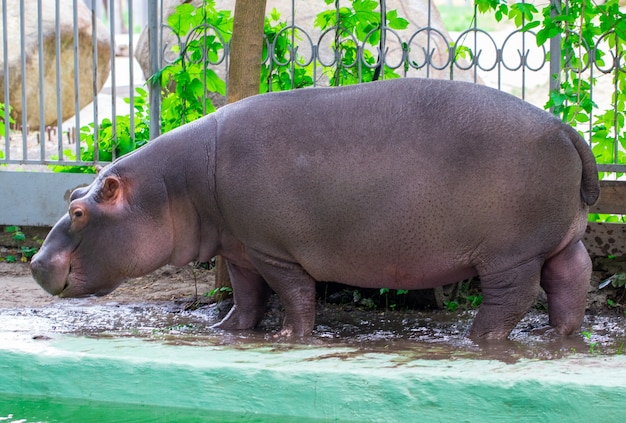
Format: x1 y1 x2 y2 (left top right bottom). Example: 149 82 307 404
31 78 599 340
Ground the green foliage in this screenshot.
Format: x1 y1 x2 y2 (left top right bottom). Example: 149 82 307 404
444 300 460 312
476 0 625 223
582 330 600 353
5 225 24 242
589 213 626 223
477 1 626 168
207 286 233 302
0 102 13 161
260 8 314 93
2 226 38 262
444 279 482 312
155 1 231 132
599 273 626 289
0 102 12 139
379 287 409 310
52 88 151 173
315 0 407 85
54 1 231 172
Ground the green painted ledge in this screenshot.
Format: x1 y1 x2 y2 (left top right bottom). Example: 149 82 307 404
1 333 625 422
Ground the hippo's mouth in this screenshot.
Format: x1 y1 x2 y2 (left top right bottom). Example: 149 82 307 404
32 244 124 298
58 271 118 298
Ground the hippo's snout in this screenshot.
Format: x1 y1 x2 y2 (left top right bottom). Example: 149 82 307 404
30 250 70 296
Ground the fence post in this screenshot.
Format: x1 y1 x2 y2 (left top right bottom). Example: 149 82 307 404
148 0 161 140
549 0 562 113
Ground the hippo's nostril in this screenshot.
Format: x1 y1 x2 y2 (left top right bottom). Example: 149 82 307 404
29 251 72 297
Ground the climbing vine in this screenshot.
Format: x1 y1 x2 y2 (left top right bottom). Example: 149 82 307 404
315 0 408 85
477 0 626 168
477 0 625 223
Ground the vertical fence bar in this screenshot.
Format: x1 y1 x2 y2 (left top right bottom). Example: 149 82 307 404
109 0 117 160
612 43 619 163
148 0 160 140
73 0 81 161
2 0 9 160
520 0 526 100
128 0 135 145
19 0 27 161
55 0 63 162
588 47 594 146
425 0 431 79
333 0 340 87
91 4 99 162
37 0 45 161
473 1 480 84
202 3 208 115
290 0 296 88
379 0 386 80
549 0 562 114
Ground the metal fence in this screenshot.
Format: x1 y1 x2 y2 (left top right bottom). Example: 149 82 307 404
0 0 624 173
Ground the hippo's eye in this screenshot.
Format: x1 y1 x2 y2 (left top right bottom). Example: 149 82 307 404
69 204 88 231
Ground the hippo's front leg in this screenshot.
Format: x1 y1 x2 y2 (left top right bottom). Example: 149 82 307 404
248 251 317 337
212 261 271 330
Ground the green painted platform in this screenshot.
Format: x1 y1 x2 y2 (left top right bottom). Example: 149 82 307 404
1 333 625 422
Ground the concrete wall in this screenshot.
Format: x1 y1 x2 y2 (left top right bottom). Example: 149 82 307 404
0 172 95 226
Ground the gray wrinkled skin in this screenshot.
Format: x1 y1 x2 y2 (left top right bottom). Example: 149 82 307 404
31 78 600 340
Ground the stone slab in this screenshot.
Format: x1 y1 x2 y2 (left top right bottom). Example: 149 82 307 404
0 171 95 226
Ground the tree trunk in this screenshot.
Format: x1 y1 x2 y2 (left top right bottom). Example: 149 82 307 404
214 0 267 293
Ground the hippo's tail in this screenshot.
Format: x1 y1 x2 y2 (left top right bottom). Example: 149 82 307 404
565 125 600 206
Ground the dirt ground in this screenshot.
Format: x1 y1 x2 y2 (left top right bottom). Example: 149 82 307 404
0 261 216 309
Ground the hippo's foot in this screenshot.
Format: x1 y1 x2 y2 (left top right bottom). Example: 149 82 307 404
211 261 271 331
540 240 591 336
276 305 316 338
470 259 542 340
212 304 265 331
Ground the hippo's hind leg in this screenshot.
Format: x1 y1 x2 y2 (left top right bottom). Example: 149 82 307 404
540 240 591 336
471 259 543 340
248 252 317 337
212 261 271 331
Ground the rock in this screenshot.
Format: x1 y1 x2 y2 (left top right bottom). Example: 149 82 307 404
0 0 111 128
134 0 478 94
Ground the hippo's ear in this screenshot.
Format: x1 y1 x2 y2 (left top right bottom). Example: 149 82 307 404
100 176 122 203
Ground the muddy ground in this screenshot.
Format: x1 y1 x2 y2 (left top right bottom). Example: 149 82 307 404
1 226 625 361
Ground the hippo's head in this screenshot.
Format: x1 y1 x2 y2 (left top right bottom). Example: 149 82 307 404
31 166 175 298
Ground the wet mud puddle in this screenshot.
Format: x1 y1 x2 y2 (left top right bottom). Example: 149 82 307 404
0 296 624 362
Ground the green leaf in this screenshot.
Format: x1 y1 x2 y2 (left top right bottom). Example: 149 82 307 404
168 3 196 35
520 20 540 32
575 113 590 123
387 10 409 30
